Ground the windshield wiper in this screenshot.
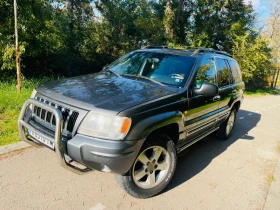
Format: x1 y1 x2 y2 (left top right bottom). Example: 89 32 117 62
123 74 165 86
102 69 121 77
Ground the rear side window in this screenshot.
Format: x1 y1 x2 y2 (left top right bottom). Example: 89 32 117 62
228 60 242 83
215 58 232 87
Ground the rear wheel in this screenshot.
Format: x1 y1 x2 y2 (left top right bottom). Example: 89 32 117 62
217 108 237 140
115 134 177 199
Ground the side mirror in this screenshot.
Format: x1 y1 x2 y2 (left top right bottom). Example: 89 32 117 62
193 82 219 97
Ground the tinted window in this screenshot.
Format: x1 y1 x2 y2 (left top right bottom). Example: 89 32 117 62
108 52 196 87
215 58 231 87
195 58 216 88
228 60 242 83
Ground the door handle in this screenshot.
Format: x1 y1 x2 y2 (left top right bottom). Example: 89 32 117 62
213 95 221 101
232 89 237 94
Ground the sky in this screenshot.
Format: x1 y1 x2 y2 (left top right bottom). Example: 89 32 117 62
244 0 271 27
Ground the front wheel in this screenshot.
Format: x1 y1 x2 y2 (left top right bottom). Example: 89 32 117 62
115 134 177 199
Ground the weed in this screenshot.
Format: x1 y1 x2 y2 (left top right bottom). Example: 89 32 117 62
267 175 276 183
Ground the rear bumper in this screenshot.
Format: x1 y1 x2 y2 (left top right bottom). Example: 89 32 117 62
18 98 144 175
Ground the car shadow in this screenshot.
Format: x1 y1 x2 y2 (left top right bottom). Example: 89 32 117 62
164 109 261 193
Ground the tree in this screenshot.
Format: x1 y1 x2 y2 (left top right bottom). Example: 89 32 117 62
263 0 280 88
0 0 274 91
232 34 272 88
94 0 165 53
187 0 256 52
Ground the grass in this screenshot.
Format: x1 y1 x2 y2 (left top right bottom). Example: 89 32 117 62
244 88 280 96
0 77 53 146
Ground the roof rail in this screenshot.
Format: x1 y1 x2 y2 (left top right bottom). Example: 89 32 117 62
186 47 232 57
185 46 210 51
142 45 232 57
143 45 169 49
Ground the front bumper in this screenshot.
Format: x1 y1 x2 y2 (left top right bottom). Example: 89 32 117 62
18 99 144 175
67 134 144 174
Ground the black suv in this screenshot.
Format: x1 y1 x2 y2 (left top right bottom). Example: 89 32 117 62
18 47 244 198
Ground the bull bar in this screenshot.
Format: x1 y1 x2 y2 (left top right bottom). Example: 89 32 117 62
18 98 91 175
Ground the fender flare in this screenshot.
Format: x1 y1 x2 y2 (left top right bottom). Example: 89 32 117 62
125 111 184 141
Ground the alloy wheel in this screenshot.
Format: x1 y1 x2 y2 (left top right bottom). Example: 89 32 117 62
132 146 170 189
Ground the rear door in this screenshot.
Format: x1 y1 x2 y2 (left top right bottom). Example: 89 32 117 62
228 59 245 101
215 57 234 124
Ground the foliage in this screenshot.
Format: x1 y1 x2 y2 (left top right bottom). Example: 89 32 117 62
0 0 276 89
163 0 175 42
232 34 272 88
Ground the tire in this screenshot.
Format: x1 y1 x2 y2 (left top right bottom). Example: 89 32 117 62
217 108 237 140
115 134 177 199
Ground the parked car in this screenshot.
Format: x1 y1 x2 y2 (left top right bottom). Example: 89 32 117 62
18 47 244 198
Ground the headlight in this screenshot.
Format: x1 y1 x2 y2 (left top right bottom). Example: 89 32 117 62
31 89 37 98
78 111 131 140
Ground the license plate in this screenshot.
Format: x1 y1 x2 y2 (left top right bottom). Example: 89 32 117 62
28 129 55 149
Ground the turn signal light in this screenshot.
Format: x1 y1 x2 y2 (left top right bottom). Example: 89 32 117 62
120 118 131 133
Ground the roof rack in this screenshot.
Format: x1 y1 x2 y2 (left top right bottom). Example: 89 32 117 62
185 47 232 57
143 45 169 49
142 45 232 57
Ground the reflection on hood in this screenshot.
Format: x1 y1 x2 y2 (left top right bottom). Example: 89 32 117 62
36 73 177 113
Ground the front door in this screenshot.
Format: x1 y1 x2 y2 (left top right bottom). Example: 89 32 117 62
183 56 220 143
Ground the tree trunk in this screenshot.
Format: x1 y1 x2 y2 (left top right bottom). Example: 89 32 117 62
14 0 21 92
274 68 280 89
271 68 278 88
176 0 184 24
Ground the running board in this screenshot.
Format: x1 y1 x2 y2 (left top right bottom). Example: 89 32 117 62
177 127 219 153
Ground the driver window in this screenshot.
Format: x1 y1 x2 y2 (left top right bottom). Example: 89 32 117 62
195 58 216 88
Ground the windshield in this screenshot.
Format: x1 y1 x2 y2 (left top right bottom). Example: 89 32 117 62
107 51 197 87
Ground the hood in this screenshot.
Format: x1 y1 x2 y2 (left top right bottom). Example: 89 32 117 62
36 72 178 114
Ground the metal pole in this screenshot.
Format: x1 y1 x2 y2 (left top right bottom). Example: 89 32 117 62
14 0 21 92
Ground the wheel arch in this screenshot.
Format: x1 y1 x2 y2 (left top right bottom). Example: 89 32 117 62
232 100 241 111
126 111 184 146
147 123 180 146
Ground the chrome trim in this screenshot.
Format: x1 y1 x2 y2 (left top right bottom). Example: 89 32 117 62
187 119 216 135
34 95 80 136
18 99 91 175
178 127 219 153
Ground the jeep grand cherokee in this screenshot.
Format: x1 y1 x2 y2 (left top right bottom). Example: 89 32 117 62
18 47 244 198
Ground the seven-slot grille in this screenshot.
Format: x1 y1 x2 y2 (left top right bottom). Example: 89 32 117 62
33 96 79 135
